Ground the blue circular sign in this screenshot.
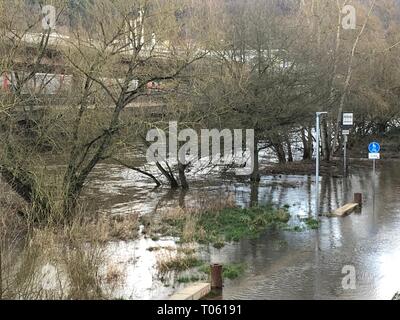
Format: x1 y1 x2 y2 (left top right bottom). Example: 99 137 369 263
369 142 381 153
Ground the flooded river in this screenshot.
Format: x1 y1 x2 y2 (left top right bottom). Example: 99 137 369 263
84 158 400 300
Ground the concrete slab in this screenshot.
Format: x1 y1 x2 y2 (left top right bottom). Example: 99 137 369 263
169 283 211 300
332 203 359 217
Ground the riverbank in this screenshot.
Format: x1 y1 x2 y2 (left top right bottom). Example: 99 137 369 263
261 158 396 177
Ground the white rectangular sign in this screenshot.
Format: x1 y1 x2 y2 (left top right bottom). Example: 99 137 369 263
369 153 380 160
342 113 354 126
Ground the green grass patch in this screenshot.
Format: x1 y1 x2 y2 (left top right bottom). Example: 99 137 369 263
223 264 246 279
198 263 246 280
158 206 291 248
304 217 319 230
157 255 202 274
194 206 290 246
176 275 207 283
282 217 320 232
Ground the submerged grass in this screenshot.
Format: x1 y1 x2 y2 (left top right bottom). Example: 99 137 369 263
304 218 319 230
282 217 320 232
198 263 246 280
176 275 207 283
0 185 128 300
158 206 291 248
197 207 290 244
156 253 202 274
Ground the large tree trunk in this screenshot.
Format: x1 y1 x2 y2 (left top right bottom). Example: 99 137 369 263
308 126 314 160
0 165 52 221
321 119 331 162
157 161 180 189
273 141 286 164
178 163 189 190
250 182 259 207
250 138 260 182
286 136 294 163
301 127 312 160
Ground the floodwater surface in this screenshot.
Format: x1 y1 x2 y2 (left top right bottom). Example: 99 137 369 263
84 159 400 300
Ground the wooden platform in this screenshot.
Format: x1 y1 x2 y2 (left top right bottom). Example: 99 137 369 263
332 203 359 217
169 283 211 300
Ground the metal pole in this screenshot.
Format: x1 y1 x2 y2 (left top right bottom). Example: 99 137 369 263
373 159 376 215
315 112 327 218
316 114 320 218
373 159 376 177
343 134 348 177
373 159 376 194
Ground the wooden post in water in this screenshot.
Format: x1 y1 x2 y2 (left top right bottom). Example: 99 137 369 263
211 264 223 290
354 193 363 206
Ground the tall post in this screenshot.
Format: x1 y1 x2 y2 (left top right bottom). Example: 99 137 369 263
373 159 376 178
316 115 320 218
341 113 354 178
211 264 223 290
315 112 327 218
373 159 376 194
343 134 348 177
373 159 376 214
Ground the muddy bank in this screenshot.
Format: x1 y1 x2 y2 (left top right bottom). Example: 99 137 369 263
261 159 391 177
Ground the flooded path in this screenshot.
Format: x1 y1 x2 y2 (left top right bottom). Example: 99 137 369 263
84 160 400 300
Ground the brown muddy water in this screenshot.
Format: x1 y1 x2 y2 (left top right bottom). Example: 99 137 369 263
81 158 400 300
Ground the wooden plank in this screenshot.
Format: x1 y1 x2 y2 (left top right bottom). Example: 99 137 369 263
169 283 211 300
332 203 359 217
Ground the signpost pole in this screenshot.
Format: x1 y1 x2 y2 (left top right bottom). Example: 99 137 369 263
368 142 380 215
316 114 320 218
315 112 327 218
373 159 376 178
341 112 353 178
343 134 348 177
373 159 376 214
373 158 377 194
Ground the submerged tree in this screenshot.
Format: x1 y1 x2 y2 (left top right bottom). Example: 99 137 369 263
0 0 209 221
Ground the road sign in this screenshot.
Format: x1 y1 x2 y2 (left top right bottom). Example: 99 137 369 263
342 112 354 130
342 113 354 126
342 129 350 135
369 153 380 160
369 142 381 154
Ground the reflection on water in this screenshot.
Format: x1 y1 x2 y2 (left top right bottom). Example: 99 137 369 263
85 160 400 300
104 238 177 300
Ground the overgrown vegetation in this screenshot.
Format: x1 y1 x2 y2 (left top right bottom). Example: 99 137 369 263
198 263 246 280
304 218 319 230
155 206 291 248
156 253 202 274
0 187 131 299
176 275 206 284
0 217 109 299
282 217 320 232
